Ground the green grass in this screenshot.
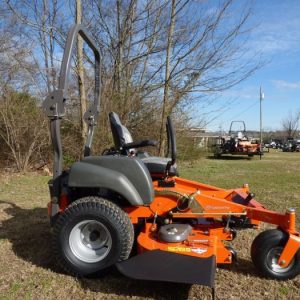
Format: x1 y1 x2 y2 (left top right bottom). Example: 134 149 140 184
180 150 300 214
10 282 21 293
0 150 299 300
278 285 289 295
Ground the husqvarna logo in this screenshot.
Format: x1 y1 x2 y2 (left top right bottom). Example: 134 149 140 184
205 205 230 210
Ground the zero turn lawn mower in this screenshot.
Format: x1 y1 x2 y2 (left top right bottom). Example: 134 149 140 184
213 121 262 158
43 25 300 299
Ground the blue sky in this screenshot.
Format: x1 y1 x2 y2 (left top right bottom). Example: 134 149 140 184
203 0 300 132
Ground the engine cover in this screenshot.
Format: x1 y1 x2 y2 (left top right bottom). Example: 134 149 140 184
158 224 192 243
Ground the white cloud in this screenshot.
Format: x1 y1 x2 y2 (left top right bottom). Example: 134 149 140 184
248 2 300 57
250 23 300 55
271 80 300 90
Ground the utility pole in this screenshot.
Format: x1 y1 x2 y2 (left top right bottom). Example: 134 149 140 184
260 86 264 159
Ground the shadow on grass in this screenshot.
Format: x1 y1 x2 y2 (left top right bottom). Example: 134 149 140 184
80 270 192 300
1 200 265 299
0 200 54 270
206 155 254 161
0 200 191 299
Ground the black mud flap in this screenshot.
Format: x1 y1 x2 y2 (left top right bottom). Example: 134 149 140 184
116 250 216 287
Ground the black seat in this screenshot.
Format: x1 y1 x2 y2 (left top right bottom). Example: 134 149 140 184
109 112 177 178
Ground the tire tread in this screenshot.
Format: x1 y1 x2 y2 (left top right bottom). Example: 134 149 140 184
251 229 300 280
52 196 134 277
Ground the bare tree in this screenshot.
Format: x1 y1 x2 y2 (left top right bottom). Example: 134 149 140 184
282 110 300 139
155 0 262 154
88 0 166 110
5 0 66 94
3 0 263 160
159 0 176 155
87 0 261 154
0 91 49 171
2 16 50 103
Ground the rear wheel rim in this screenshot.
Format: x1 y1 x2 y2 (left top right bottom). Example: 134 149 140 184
266 246 295 274
69 220 112 263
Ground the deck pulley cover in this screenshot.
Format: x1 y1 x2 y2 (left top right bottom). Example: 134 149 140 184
158 224 192 243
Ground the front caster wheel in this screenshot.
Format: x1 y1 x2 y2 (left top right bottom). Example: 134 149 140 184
251 229 300 280
213 146 222 158
52 197 134 277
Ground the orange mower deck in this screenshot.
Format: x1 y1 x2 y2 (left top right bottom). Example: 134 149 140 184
122 177 300 268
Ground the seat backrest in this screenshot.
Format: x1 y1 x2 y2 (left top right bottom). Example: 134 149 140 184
237 131 243 140
109 112 133 150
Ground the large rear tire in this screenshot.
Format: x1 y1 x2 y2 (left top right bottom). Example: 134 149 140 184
52 196 134 277
251 229 300 280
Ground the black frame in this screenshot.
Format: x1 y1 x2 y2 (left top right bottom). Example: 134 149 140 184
43 24 101 179
43 25 101 215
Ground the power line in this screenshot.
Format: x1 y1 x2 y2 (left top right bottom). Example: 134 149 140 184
209 99 260 129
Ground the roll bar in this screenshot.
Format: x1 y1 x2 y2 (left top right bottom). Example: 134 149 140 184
43 25 101 180
229 121 246 134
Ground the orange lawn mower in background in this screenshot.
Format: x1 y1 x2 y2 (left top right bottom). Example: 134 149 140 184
213 121 262 158
43 25 300 300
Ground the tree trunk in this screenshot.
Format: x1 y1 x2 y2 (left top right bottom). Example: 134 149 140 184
76 0 88 146
42 0 51 92
159 0 176 156
116 0 123 96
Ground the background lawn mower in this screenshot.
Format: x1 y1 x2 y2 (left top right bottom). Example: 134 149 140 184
213 121 262 158
43 25 300 299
